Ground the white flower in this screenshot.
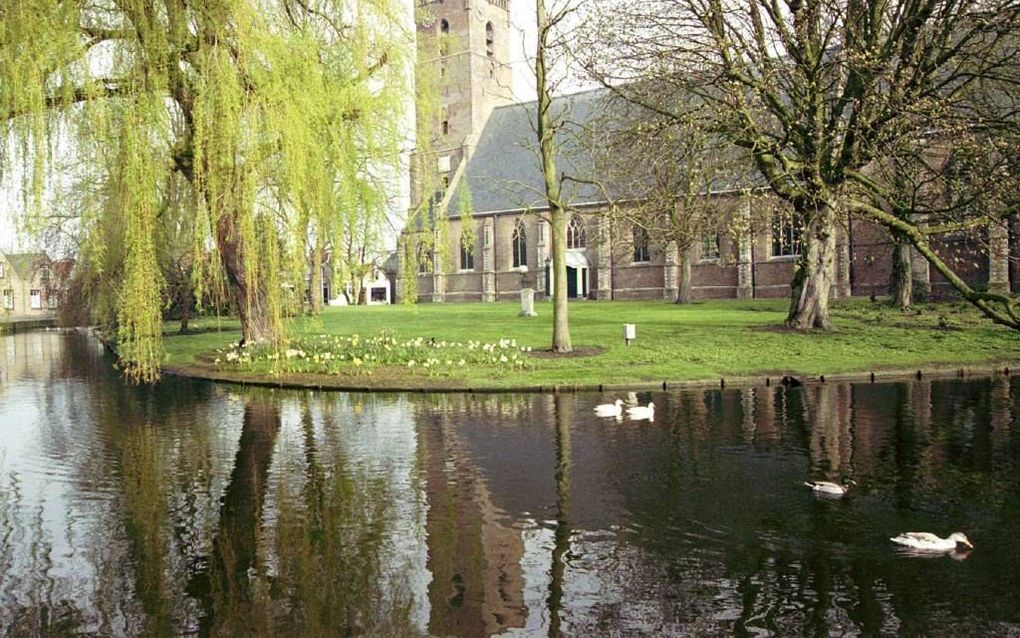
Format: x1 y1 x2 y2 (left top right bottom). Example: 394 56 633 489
500 355 508 363
407 360 416 367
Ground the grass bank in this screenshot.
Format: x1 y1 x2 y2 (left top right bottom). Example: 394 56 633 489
160 298 1020 390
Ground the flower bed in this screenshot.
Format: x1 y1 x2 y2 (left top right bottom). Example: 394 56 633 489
213 331 532 377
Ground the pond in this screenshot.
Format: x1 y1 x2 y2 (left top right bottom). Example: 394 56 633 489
1 330 1019 636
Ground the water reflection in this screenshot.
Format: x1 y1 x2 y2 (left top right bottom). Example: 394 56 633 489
1 330 1019 636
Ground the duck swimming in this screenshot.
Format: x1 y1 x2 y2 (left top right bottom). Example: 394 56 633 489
594 399 624 417
890 532 974 552
803 478 856 497
626 402 655 420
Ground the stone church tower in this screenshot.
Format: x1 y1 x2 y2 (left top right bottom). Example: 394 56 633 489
411 0 515 210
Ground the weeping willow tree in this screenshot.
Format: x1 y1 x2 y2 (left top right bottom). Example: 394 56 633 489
0 0 410 381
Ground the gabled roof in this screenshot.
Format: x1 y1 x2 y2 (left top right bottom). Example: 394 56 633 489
448 88 608 217
4 252 49 280
446 88 761 218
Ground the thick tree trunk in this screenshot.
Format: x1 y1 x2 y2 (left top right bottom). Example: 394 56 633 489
178 273 192 334
309 243 323 315
787 204 837 330
889 233 912 309
676 246 693 304
550 210 572 352
216 213 275 345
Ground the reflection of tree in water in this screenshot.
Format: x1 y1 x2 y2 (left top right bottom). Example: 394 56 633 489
418 402 527 636
186 394 281 636
260 396 420 636
0 479 82 635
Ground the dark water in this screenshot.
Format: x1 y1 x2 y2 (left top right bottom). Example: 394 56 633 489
1 331 1019 636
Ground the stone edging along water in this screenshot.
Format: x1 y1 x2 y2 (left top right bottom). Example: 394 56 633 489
161 361 1020 394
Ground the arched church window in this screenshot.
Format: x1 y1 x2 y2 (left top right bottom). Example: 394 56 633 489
633 226 650 263
567 216 586 249
485 22 494 58
512 220 528 268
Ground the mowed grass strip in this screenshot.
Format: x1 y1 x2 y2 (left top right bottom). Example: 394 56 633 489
161 298 1020 389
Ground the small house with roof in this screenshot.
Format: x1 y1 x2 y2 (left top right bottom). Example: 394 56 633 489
0 251 62 317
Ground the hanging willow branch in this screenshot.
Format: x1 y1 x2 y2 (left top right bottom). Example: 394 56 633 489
1 0 412 382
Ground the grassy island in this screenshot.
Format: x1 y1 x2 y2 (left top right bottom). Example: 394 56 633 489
159 299 1020 391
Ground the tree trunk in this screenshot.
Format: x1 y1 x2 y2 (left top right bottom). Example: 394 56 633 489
676 246 693 304
178 271 192 334
787 204 837 330
889 233 912 309
536 0 571 353
216 212 276 345
309 242 323 315
550 210 572 351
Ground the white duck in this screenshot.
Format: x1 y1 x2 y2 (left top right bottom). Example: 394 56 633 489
626 402 655 421
594 399 624 417
890 532 974 552
804 478 857 497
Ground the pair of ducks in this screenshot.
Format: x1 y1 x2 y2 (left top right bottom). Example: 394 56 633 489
804 478 974 553
593 399 654 421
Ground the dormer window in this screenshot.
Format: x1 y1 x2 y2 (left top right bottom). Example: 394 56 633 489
485 22 494 58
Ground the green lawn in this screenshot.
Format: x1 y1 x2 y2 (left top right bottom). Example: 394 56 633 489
161 298 1020 389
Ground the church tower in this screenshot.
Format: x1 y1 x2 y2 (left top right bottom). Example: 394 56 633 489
412 0 515 210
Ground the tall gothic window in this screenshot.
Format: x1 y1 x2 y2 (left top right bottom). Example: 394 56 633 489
567 216 586 249
701 231 721 260
460 233 474 270
485 22 494 58
512 220 527 268
633 226 650 262
772 212 802 257
416 243 431 274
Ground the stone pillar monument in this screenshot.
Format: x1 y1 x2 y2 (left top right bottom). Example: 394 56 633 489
519 287 537 316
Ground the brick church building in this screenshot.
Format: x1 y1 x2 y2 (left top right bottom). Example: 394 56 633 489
399 0 1018 305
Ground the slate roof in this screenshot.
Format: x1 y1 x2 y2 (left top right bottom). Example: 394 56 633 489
446 88 761 219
